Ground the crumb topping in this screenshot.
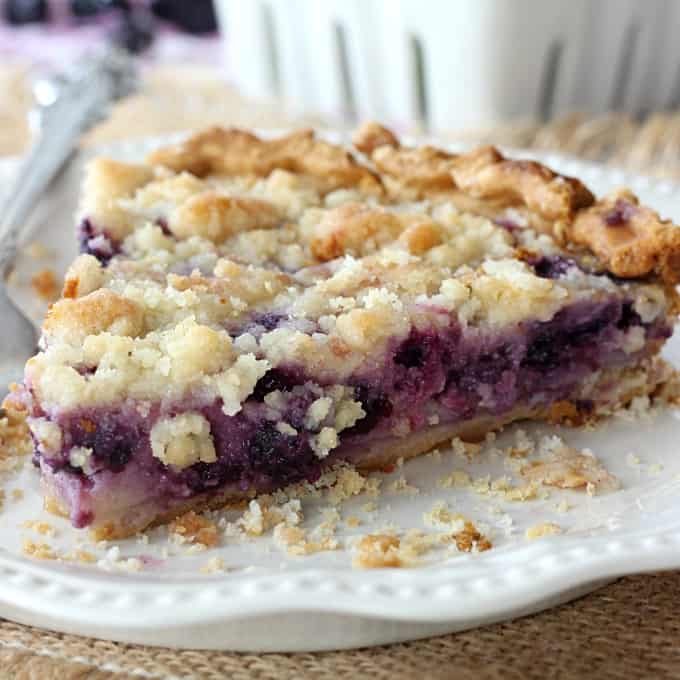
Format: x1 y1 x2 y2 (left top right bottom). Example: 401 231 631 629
150 413 217 468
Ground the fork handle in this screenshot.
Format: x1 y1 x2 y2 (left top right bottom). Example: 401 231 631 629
0 49 136 275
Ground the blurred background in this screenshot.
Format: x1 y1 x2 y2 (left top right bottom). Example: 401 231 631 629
4 0 680 178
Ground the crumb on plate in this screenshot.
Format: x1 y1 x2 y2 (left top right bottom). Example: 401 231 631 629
169 511 220 547
30 268 60 301
526 522 563 539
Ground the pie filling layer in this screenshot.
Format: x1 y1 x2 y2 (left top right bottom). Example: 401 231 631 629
25 295 669 529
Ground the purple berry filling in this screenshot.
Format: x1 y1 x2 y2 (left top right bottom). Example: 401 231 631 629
30 295 669 528
77 219 120 265
530 255 579 279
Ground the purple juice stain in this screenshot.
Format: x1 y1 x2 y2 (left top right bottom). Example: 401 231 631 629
604 199 637 226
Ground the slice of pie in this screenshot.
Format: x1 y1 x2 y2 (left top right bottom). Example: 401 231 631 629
11 123 680 539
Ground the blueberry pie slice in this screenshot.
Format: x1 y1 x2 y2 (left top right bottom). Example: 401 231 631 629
12 123 680 538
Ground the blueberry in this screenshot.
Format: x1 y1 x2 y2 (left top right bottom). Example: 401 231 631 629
69 414 136 473
394 336 426 368
348 385 392 435
616 301 642 331
251 368 300 401
523 330 560 371
4 0 48 24
530 255 575 279
250 312 287 331
245 422 317 486
77 219 119 264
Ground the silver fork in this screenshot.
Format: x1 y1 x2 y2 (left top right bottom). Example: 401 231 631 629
0 48 136 392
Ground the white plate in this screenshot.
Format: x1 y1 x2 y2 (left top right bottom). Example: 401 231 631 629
2 135 680 652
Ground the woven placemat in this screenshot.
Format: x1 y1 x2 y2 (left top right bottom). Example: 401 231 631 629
2 573 680 680
3 64 680 679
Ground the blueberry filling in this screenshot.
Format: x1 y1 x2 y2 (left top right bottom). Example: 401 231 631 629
617 301 642 331
529 255 579 279
77 218 120 265
346 384 393 435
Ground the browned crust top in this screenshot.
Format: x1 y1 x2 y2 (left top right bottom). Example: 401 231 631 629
147 126 384 196
144 121 680 285
352 122 680 284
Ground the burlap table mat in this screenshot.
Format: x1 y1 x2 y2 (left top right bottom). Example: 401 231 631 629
3 64 680 679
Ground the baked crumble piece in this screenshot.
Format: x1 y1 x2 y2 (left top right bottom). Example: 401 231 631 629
11 122 680 538
452 520 493 553
525 522 562 540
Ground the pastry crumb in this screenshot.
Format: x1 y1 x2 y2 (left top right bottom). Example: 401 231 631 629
21 520 56 537
22 538 57 561
200 556 227 574
388 476 420 495
452 521 493 553
554 500 572 513
97 546 143 572
521 437 620 494
326 467 381 505
0 399 33 463
423 501 465 531
169 511 220 547
273 523 339 556
30 268 60 301
352 534 403 569
451 437 482 460
62 549 97 564
437 469 472 488
526 522 562 539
